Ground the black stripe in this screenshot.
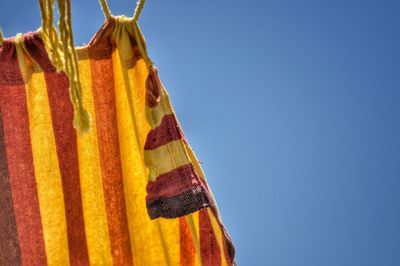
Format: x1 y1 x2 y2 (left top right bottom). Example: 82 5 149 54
146 187 212 219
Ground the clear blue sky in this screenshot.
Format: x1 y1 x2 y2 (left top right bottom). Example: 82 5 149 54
1 1 400 265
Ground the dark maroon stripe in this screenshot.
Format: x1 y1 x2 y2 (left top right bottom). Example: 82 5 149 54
0 40 24 86
146 164 206 201
144 114 184 150
23 33 56 72
146 187 211 219
23 33 90 266
199 209 221 266
222 230 234 266
0 41 47 265
0 109 22 265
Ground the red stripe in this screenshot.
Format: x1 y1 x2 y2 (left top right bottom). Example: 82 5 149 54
210 207 235 264
146 164 204 201
199 209 221 266
0 40 47 265
144 114 184 150
180 217 196 266
24 33 90 266
90 56 133 265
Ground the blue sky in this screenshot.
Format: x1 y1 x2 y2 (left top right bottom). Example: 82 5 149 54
1 1 400 265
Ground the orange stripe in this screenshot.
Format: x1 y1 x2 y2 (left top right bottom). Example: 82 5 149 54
0 41 47 264
24 33 90 266
199 209 222 266
180 217 196 266
90 56 133 265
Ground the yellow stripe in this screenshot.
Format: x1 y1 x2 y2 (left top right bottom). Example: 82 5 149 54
113 50 175 265
23 59 70 264
186 213 202 266
157 218 180 266
185 143 206 180
76 58 113 265
144 139 192 181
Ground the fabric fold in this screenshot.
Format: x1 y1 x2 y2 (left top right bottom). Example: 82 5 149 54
143 67 213 219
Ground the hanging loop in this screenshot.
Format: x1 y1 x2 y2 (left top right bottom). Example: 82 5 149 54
99 0 111 19
133 0 146 22
98 0 146 21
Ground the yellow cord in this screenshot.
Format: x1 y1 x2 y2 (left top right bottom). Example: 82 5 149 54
133 0 146 22
61 0 92 133
40 0 64 71
37 0 149 132
131 0 152 69
39 0 91 133
99 0 111 19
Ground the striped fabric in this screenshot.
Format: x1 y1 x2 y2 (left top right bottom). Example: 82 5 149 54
0 16 234 266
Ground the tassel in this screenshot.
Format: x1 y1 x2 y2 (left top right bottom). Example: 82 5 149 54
39 0 91 133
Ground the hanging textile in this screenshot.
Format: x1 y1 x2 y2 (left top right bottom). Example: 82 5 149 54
0 1 235 265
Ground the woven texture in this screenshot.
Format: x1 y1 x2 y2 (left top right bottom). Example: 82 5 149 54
0 16 234 266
